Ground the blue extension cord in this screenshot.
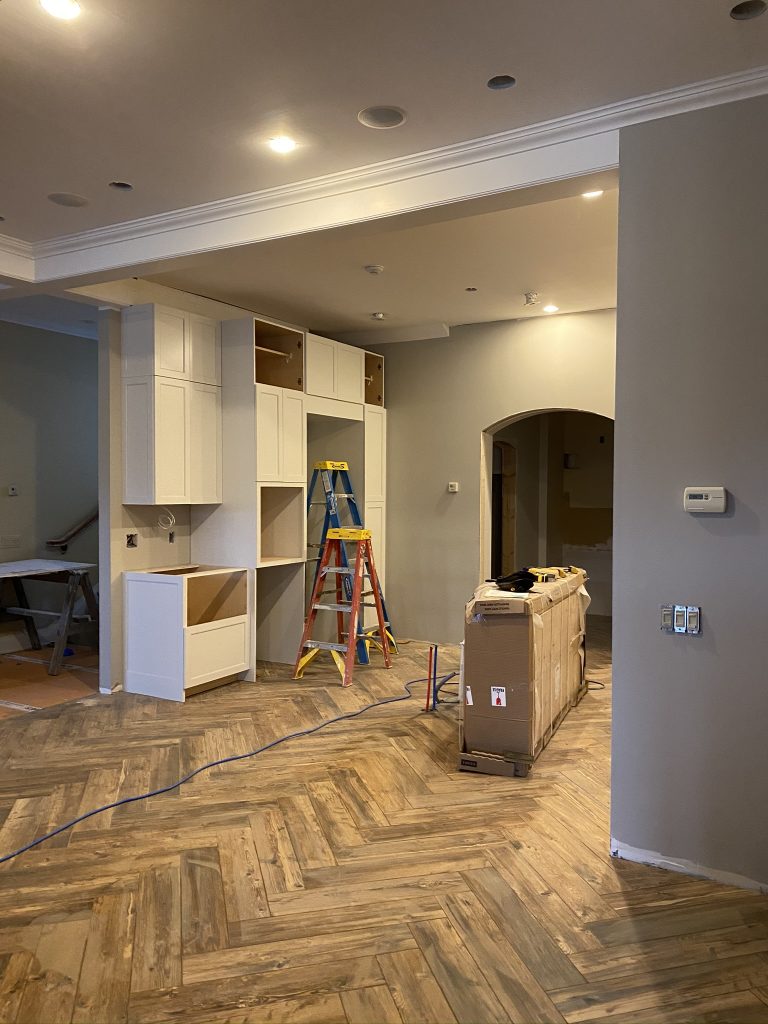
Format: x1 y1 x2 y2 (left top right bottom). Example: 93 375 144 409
0 670 457 866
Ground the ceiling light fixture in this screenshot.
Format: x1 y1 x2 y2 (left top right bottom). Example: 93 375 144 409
268 136 297 154
465 287 478 292
487 75 516 90
543 304 559 314
364 264 384 275
109 180 134 191
357 106 407 129
370 312 387 321
730 0 766 18
523 291 540 306
47 192 89 207
582 189 604 199
40 0 82 19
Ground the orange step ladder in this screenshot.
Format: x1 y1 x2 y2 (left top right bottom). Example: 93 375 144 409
293 528 391 687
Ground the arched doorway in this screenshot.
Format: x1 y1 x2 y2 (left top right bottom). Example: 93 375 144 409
480 408 614 617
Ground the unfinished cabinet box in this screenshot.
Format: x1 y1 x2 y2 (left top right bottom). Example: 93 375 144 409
306 334 365 403
255 384 306 483
124 566 250 701
364 352 385 406
257 483 306 566
122 304 220 384
123 376 222 504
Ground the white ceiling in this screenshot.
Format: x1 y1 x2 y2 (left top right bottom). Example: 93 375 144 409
147 174 618 337
1 0 767 242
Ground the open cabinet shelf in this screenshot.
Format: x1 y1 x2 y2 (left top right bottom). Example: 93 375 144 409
257 483 306 566
253 320 305 390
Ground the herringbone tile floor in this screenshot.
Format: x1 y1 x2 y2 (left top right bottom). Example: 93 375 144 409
0 620 767 1023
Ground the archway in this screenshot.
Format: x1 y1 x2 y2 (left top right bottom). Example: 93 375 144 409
480 408 615 618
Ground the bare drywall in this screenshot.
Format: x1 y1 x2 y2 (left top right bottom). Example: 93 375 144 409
378 310 615 642
0 322 98 652
612 95 768 885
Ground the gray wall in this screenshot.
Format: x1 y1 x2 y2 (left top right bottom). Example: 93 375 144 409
0 322 98 652
612 95 768 885
380 310 615 642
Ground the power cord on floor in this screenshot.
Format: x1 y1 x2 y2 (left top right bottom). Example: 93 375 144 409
0 670 457 866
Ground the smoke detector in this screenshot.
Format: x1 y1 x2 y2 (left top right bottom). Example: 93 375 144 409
364 265 384 275
523 291 540 307
370 312 388 321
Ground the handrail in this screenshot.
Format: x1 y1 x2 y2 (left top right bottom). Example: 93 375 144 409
46 509 98 551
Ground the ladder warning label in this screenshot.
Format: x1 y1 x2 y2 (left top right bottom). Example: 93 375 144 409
465 686 473 706
491 686 507 707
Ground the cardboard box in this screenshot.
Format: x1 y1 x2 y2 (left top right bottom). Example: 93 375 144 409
459 570 589 776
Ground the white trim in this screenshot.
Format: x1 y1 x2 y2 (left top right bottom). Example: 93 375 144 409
0 234 35 283
2 65 768 285
611 838 768 893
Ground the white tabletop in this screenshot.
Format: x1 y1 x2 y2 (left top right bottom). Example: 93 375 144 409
0 559 96 579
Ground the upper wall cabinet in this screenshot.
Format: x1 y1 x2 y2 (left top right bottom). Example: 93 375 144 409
123 376 222 505
122 304 221 385
306 334 365 404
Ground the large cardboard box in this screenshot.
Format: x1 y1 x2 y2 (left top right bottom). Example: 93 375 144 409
459 570 589 777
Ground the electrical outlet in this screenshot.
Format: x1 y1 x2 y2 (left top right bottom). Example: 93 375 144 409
660 605 674 632
447 481 459 493
126 533 138 548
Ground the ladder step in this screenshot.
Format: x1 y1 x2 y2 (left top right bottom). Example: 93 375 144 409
322 566 353 575
304 640 348 652
313 602 351 612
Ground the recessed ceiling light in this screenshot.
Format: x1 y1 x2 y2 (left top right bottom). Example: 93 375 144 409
730 0 766 18
357 106 407 129
47 192 89 207
370 312 388 321
487 75 517 90
109 180 134 191
582 189 604 199
543 304 559 314
268 136 297 154
40 0 81 19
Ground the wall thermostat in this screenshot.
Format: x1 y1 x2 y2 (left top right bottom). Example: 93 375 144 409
683 486 727 513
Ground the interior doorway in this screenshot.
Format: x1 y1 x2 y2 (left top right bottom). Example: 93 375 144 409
489 410 614 616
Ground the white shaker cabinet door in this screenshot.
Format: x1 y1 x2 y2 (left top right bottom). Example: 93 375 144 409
305 334 336 398
188 315 221 385
281 390 306 483
335 343 364 404
255 383 282 481
154 377 190 504
364 406 386 503
189 382 222 503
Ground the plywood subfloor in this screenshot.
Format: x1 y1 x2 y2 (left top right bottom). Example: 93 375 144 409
0 619 767 1023
0 646 99 719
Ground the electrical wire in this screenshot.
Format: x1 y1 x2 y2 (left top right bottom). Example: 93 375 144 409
0 669 457 866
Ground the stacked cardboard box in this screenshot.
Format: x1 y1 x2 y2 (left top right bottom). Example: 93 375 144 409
459 569 590 778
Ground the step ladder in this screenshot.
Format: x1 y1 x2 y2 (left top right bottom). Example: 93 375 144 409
306 460 396 661
294 528 392 687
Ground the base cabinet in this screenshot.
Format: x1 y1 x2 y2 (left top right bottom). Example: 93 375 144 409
124 566 250 701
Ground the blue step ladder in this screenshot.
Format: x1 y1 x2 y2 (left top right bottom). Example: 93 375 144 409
307 460 397 663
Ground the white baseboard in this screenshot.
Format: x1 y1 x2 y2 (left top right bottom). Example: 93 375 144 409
610 838 768 893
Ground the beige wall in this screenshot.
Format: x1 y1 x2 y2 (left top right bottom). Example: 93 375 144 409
0 322 98 652
378 309 616 642
612 95 768 885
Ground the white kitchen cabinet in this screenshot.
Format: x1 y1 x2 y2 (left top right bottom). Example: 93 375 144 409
123 376 222 504
124 566 250 701
122 304 220 384
364 406 387 503
255 383 306 483
306 334 364 403
189 382 222 503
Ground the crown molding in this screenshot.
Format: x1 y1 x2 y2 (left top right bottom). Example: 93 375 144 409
4 64 768 286
0 233 35 283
